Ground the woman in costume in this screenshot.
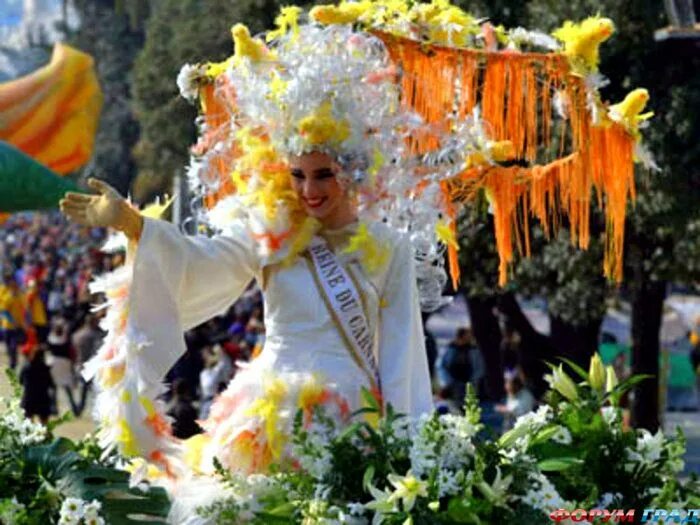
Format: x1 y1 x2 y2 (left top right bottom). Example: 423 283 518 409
59 18 490 478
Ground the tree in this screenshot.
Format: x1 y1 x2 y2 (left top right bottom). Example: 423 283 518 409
68 0 145 195
454 0 700 429
131 0 282 201
456 200 611 400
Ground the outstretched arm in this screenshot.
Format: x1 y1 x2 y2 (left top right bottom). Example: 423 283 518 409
60 178 143 240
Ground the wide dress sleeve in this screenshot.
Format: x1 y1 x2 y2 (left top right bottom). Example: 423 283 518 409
127 217 259 385
377 235 434 418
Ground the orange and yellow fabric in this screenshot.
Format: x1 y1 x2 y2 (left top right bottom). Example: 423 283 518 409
0 43 102 174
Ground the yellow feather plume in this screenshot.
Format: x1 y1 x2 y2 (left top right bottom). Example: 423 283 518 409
608 88 653 136
231 23 275 65
435 219 458 249
342 223 390 274
297 101 351 146
282 217 321 267
267 5 303 41
552 16 615 74
140 195 175 220
464 140 515 169
310 1 373 25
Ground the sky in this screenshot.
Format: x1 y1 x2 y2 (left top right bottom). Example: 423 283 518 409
0 0 24 27
0 0 77 81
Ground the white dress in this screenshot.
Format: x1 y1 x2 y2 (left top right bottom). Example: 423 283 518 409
116 217 432 474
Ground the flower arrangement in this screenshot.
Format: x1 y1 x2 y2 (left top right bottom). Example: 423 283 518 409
0 370 170 525
196 358 699 524
1 357 697 524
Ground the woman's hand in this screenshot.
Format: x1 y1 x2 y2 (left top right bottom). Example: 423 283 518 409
59 178 143 239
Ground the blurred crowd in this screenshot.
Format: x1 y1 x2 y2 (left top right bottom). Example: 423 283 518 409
1 212 554 436
0 213 112 422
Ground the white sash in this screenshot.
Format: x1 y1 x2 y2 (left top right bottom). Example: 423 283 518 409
307 237 381 391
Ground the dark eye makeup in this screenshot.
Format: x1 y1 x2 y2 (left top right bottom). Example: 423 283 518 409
290 168 336 180
314 168 335 179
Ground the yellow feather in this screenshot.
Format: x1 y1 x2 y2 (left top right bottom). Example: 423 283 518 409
342 223 390 274
231 23 275 64
297 101 351 146
608 88 653 136
310 2 370 25
435 219 458 249
552 16 615 73
282 217 320 267
267 5 303 41
140 195 174 220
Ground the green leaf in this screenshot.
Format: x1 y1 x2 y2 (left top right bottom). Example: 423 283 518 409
558 358 589 382
537 457 583 472
337 422 363 441
4 368 22 399
498 423 529 448
262 501 296 517
46 411 75 435
447 497 488 524
362 465 375 492
60 466 171 524
360 387 380 412
531 425 560 445
614 374 653 394
23 438 85 481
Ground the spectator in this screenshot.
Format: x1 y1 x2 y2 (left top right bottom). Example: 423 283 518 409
19 335 55 425
500 328 521 372
199 347 230 419
46 314 79 415
71 314 103 415
0 271 26 369
167 378 202 439
23 279 48 342
434 386 460 415
422 312 437 380
439 327 477 406
496 371 536 431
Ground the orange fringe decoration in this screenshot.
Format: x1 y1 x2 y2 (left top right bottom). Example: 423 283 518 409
378 32 637 286
195 80 240 210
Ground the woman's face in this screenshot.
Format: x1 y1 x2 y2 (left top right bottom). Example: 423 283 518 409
289 152 347 223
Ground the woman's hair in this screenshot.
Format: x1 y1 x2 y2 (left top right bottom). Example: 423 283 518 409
507 375 524 392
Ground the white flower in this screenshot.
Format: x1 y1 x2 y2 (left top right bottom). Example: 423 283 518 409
437 469 463 497
364 483 397 516
551 426 572 445
0 407 47 445
83 517 105 525
408 425 437 478
633 429 665 463
502 405 553 452
60 498 84 520
513 405 552 433
601 406 618 427
598 492 621 508
347 502 366 516
387 472 428 512
520 472 569 512
176 63 206 102
83 500 102 520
